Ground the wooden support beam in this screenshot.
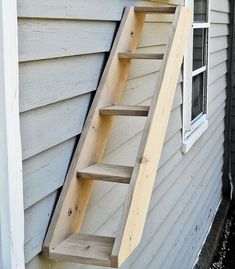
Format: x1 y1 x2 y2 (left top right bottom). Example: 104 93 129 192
99 105 149 117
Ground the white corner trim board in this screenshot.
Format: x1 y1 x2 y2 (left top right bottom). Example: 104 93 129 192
0 0 25 269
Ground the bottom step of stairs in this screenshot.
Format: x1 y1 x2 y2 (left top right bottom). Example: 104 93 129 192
50 234 115 267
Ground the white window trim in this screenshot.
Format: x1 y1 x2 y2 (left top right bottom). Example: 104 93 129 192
0 0 25 268
182 0 210 153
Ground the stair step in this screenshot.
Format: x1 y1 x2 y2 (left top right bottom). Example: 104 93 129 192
99 105 150 116
51 234 115 267
119 52 164 60
134 6 176 14
77 163 133 184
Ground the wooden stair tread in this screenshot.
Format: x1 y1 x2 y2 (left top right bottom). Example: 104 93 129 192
51 234 115 267
99 105 150 116
119 52 164 60
77 163 133 184
134 6 176 14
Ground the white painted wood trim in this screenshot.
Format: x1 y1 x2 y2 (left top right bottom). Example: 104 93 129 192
206 0 211 119
0 0 25 268
182 0 210 152
192 22 210 29
182 118 208 153
183 0 194 135
192 66 207 77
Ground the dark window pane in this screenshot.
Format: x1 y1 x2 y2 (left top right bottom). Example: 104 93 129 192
192 73 205 120
194 0 208 22
193 28 207 71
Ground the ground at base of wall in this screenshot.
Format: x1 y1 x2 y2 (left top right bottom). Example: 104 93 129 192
210 202 235 269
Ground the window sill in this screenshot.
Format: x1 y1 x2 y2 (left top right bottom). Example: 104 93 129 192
182 118 208 154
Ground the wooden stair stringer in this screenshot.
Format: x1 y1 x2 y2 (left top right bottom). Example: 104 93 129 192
111 7 193 267
43 7 146 254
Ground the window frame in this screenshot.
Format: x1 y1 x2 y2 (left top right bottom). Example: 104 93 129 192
182 0 210 153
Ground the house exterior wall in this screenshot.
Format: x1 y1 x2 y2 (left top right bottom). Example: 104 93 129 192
17 0 229 268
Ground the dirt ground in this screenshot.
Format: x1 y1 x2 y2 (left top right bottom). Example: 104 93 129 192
210 203 235 269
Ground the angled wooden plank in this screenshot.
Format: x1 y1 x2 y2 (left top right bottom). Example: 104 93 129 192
119 52 164 60
51 234 115 267
77 163 133 184
134 7 176 14
111 7 193 267
43 6 146 255
99 105 149 116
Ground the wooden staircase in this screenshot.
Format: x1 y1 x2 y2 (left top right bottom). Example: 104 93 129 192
43 6 192 268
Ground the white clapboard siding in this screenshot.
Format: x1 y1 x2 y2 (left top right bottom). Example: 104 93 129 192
210 24 229 38
17 0 181 21
18 19 116 62
150 168 223 269
22 1 229 268
19 54 105 112
173 175 222 269
208 76 227 103
23 137 76 209
209 61 228 85
21 93 91 160
172 171 222 268
19 20 169 62
209 49 228 69
210 36 228 53
211 11 229 23
129 147 224 269
211 0 229 13
24 191 58 263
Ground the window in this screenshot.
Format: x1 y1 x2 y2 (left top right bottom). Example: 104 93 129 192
182 0 210 153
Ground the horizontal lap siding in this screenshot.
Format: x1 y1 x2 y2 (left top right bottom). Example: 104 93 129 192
21 0 228 268
17 0 184 20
